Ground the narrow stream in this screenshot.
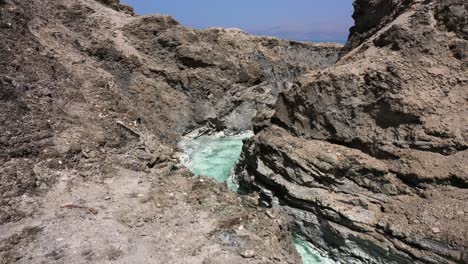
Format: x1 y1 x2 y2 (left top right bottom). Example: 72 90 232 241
179 132 336 264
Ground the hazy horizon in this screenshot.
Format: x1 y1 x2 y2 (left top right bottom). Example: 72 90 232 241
120 0 354 43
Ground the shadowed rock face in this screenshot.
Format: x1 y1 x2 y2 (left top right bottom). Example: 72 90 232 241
95 0 134 14
341 0 414 56
238 0 468 263
435 0 468 40
122 17 341 135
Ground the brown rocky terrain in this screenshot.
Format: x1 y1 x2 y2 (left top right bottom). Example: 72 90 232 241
238 0 468 263
3 0 465 263
0 0 341 263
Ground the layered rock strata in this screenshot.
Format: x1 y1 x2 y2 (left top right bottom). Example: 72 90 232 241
238 0 468 263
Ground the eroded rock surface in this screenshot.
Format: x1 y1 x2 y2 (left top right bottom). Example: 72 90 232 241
238 0 468 263
122 16 340 134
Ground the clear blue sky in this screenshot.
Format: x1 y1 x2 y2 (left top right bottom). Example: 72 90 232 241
121 0 354 43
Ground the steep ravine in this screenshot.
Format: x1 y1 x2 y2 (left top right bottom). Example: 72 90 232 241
177 132 337 264
0 0 342 263
3 0 465 263
237 0 468 263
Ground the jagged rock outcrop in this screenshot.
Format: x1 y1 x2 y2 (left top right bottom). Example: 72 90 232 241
122 16 340 134
238 0 468 263
0 0 341 263
95 0 134 14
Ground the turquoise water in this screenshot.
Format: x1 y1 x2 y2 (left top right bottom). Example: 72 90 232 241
179 132 253 189
293 234 336 264
179 132 335 264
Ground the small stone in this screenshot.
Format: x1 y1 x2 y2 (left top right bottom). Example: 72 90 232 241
382 184 398 195
456 210 465 216
265 210 275 219
39 183 48 191
137 194 145 198
82 151 90 159
87 151 98 158
104 196 111 200
88 208 98 215
240 250 256 258
432 227 441 234
377 219 387 228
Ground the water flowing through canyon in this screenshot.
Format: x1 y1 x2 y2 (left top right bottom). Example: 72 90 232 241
178 131 254 190
179 132 335 264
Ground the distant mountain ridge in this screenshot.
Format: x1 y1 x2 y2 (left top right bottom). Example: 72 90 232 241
249 29 349 44
247 24 350 44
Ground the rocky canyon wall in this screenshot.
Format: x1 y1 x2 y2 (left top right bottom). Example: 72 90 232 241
0 0 340 224
238 0 468 263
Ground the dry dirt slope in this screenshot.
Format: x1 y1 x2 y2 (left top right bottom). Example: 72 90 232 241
0 0 342 263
